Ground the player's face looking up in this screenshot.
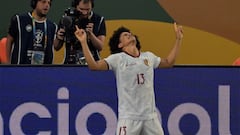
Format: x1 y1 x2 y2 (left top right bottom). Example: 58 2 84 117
119 32 136 47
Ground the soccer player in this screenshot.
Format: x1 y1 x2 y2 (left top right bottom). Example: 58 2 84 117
74 22 183 135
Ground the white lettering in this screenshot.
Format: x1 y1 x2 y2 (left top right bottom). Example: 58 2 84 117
75 102 117 135
0 85 232 134
9 102 52 135
0 113 3 135
219 85 232 135
58 87 70 135
168 103 211 135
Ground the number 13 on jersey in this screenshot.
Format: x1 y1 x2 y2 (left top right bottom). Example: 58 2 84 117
137 73 145 84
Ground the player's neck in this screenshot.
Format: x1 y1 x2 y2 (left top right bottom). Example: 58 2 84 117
123 46 140 57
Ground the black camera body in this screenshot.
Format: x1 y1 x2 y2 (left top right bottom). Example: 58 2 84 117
64 8 82 18
64 7 92 29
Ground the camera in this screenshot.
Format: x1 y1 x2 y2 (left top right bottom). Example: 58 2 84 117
64 8 82 18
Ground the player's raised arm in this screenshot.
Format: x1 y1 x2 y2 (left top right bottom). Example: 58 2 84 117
74 25 108 70
159 22 183 68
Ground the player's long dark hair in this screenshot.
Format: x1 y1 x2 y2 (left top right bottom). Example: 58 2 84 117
108 27 141 54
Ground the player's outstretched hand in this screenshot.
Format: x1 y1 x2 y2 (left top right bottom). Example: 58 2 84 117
74 25 87 44
174 22 183 40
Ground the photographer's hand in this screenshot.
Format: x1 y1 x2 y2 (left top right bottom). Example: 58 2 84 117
56 28 65 41
54 28 66 51
86 23 94 38
85 22 105 51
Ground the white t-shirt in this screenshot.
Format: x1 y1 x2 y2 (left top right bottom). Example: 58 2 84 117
104 51 161 120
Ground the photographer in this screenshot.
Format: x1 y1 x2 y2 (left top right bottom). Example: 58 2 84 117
54 0 106 65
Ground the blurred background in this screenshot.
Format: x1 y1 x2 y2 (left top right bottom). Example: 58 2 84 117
0 0 240 65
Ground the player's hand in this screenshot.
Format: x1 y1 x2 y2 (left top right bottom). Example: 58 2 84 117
174 22 183 40
74 25 87 43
